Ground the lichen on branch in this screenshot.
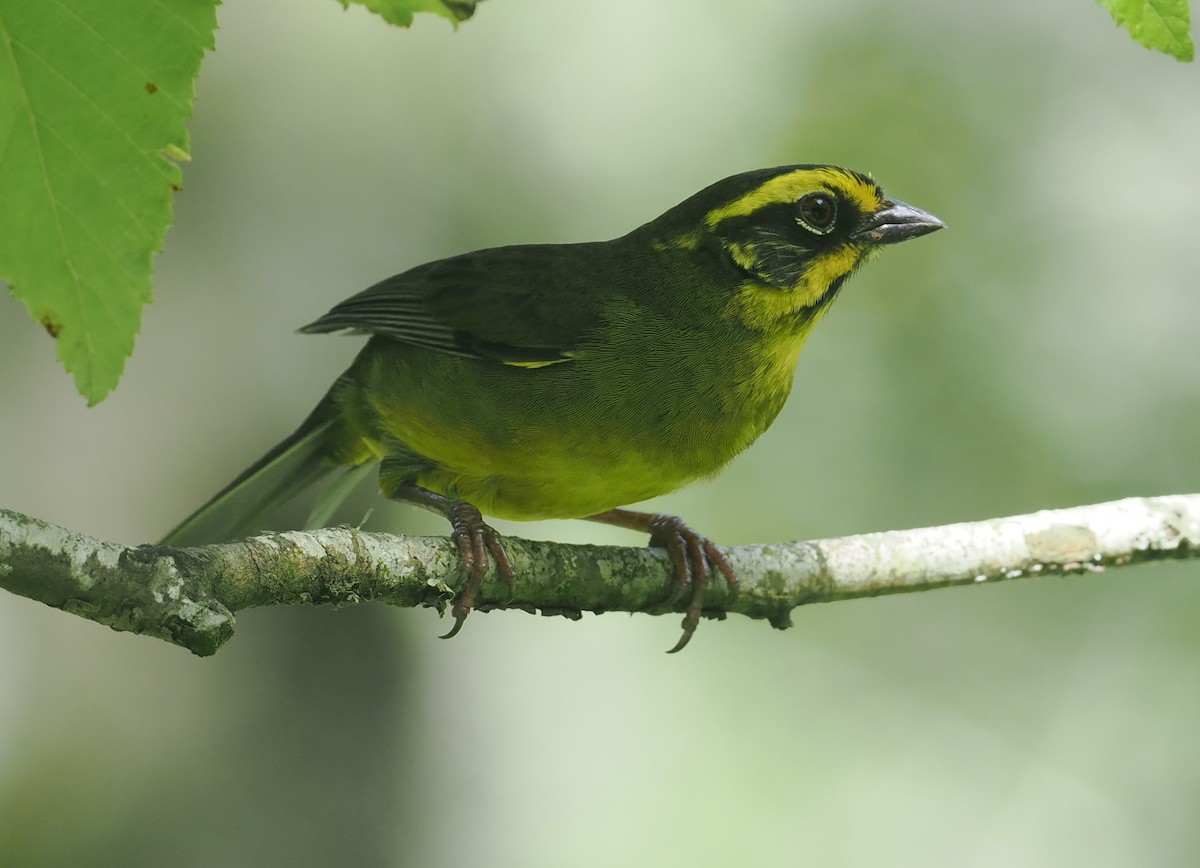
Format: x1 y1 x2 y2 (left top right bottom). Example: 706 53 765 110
1 494 1197 656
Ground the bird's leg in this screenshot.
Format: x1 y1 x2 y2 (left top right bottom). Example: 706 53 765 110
392 483 514 639
586 508 739 653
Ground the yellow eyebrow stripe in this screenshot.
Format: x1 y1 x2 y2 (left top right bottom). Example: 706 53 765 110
704 167 882 227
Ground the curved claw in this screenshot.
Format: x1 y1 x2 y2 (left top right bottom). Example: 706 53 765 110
439 612 469 641
666 628 694 655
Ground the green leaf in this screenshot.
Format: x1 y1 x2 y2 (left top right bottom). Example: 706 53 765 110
337 0 480 28
0 0 218 404
1098 0 1195 61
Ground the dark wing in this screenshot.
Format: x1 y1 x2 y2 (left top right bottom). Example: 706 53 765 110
300 244 603 366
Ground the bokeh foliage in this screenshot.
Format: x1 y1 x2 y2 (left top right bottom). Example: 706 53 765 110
0 0 472 404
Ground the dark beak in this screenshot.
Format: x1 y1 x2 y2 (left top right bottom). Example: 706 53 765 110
853 198 945 245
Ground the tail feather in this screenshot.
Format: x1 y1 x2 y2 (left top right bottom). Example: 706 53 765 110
160 418 345 546
304 460 376 530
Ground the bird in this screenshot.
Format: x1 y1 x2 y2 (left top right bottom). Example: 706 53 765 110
161 164 944 651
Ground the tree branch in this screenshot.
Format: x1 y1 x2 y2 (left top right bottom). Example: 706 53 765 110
2 494 1197 656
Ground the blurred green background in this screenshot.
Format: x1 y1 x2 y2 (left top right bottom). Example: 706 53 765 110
2 0 1199 864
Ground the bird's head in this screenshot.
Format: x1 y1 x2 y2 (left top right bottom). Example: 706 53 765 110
648 165 944 330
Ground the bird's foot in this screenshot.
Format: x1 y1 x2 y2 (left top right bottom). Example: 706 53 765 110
393 484 514 639
440 500 514 639
587 509 739 652
646 514 739 652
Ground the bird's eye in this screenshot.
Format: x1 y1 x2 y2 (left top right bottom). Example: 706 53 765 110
797 193 837 235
